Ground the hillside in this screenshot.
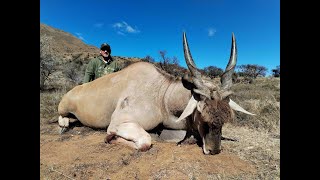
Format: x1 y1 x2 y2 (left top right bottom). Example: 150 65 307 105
40 23 100 60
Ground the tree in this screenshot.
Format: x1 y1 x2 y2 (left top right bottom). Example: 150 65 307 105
272 65 280 77
159 50 170 66
171 56 179 66
142 55 155 63
159 50 173 73
237 64 268 78
203 66 223 78
40 35 57 90
157 50 185 77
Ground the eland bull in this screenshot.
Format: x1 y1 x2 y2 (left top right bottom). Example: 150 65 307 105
57 32 254 155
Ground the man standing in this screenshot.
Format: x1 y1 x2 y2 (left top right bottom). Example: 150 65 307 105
83 43 122 83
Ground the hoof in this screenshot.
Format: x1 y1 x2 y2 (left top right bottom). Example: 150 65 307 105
177 138 197 145
105 133 117 143
58 127 67 134
139 144 151 152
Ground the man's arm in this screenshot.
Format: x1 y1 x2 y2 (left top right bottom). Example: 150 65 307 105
83 60 95 83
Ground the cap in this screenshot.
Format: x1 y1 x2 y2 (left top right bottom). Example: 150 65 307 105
100 43 111 54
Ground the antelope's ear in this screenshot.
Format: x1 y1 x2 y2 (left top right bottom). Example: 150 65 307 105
229 99 256 115
176 95 198 122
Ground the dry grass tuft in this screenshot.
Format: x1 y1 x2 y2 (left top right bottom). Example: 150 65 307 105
40 88 69 127
230 77 280 133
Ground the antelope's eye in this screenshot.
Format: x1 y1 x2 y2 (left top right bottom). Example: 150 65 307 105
211 124 221 130
210 124 217 129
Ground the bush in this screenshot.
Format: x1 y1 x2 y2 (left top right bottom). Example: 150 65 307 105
40 35 58 90
236 64 268 78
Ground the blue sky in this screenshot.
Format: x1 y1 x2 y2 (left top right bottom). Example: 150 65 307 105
40 0 279 75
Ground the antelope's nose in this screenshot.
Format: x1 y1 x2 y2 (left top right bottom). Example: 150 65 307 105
210 149 221 155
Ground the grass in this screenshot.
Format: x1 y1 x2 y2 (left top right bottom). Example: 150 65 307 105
230 77 280 133
40 87 70 130
223 123 280 179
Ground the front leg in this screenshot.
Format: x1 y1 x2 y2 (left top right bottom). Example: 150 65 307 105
177 129 202 146
105 122 152 152
177 130 198 145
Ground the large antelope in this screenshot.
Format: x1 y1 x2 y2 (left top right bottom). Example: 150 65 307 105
57 32 254 155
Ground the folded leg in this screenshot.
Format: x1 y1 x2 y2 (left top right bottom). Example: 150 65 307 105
106 122 152 151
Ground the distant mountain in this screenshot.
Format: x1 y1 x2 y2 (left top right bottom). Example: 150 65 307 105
40 23 143 64
40 23 100 60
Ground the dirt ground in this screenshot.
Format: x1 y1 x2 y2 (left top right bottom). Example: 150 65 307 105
40 121 257 180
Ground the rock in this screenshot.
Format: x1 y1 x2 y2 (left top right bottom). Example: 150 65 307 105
159 130 186 142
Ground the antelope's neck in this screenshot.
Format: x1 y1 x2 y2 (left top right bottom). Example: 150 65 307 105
164 81 192 119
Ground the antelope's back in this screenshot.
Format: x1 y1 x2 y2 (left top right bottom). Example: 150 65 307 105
60 62 170 128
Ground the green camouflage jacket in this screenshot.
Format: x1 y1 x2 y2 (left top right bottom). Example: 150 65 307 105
83 56 122 83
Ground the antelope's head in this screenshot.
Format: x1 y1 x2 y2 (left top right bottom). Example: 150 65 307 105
178 32 255 155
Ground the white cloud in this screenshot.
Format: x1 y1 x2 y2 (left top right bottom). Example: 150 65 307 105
117 31 126 36
113 22 123 28
126 26 136 33
94 23 104 28
208 28 217 37
112 21 140 35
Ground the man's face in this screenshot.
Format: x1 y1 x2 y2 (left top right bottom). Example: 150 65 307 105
100 49 109 58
